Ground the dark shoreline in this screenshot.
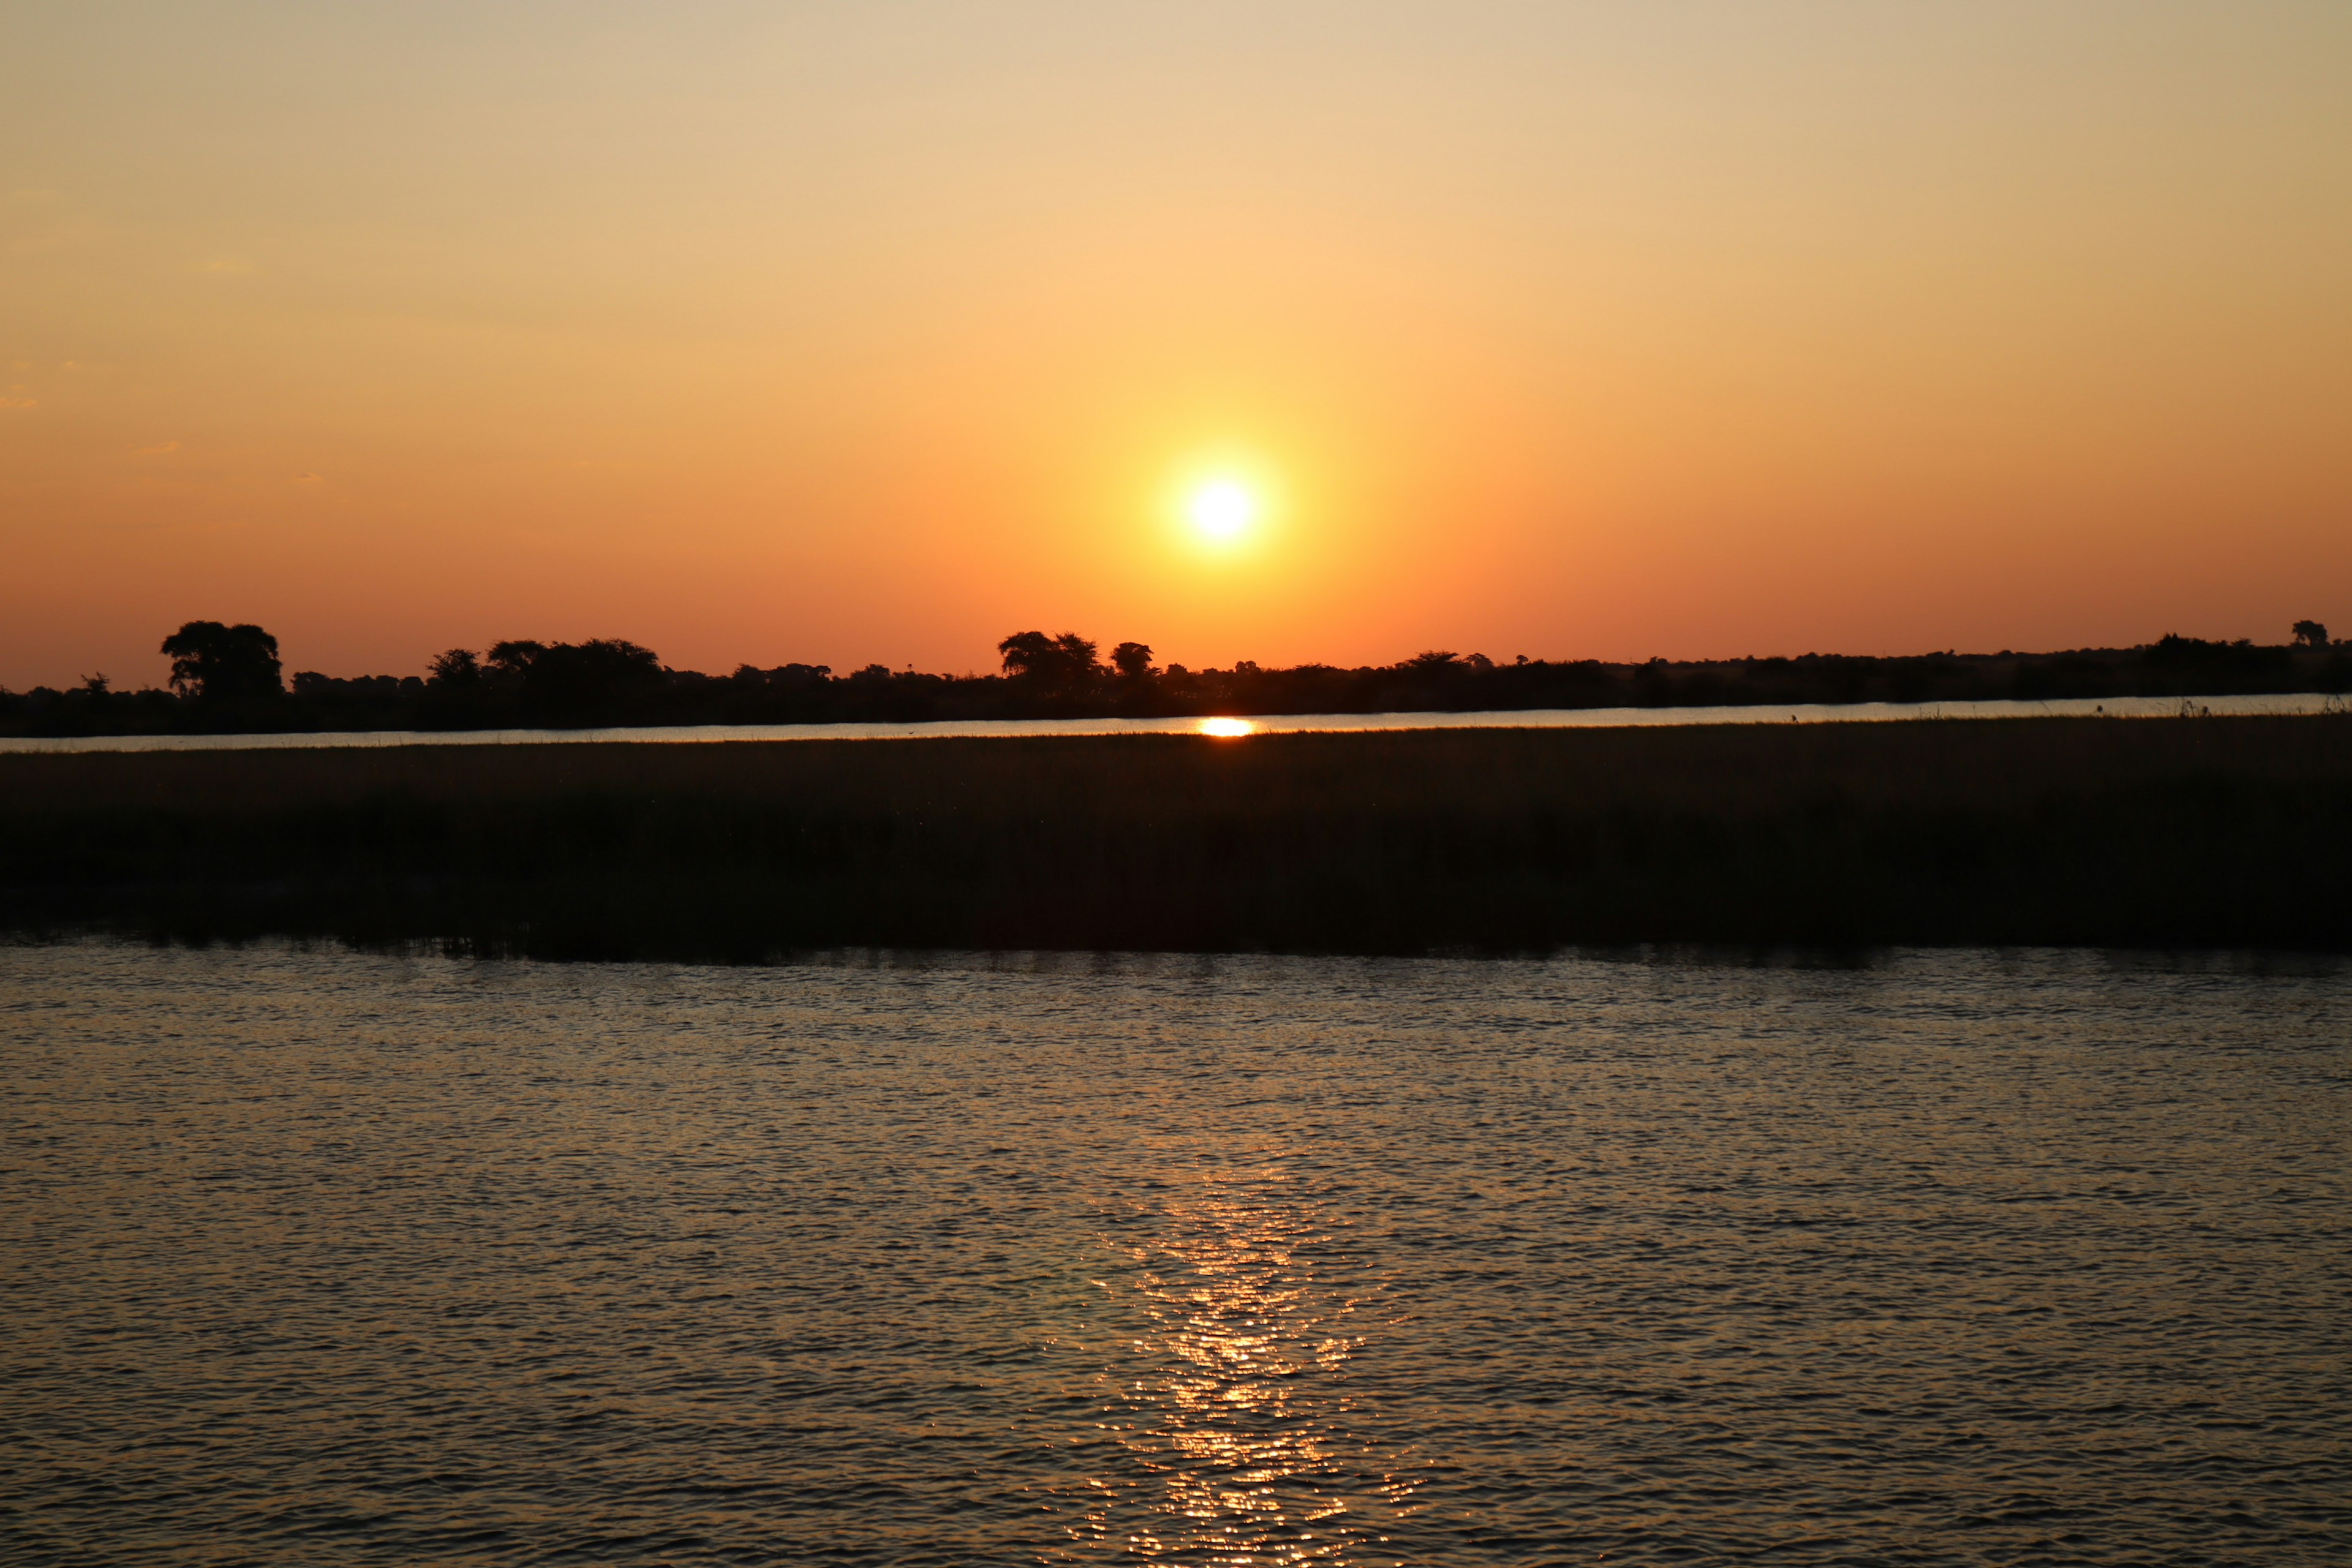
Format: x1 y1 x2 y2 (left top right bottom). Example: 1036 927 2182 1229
6 716 2349 960
10 635 2346 739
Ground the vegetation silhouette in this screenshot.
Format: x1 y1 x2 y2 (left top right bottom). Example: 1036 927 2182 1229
159 621 282 703
5 717 2347 957
428 647 483 687
1 620 2345 739
491 638 663 723
998 630 1101 690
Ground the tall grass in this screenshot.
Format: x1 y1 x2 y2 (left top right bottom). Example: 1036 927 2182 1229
4 717 2347 957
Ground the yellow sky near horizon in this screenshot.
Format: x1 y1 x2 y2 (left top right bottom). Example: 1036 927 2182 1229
4 1 2348 688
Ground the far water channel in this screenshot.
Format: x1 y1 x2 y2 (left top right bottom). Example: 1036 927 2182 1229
1 689 2341 753
3 942 2346 1566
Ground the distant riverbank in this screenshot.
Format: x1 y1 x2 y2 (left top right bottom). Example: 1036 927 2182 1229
0 690 2339 754
10 633 2345 740
5 715 2348 957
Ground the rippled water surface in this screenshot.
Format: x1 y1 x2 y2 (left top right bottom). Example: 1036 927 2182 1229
4 944 2348 1565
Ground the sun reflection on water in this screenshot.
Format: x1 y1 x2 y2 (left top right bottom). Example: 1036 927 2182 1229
1196 717 1256 739
1046 1174 1422 1565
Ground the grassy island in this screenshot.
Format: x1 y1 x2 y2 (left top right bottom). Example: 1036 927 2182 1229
4 715 2348 959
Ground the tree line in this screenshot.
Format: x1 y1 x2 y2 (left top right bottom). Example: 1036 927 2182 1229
1 617 2343 737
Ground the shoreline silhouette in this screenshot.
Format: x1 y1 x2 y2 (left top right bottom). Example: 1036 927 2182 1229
3 622 2343 739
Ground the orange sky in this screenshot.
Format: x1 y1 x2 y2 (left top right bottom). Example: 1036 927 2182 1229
5 2 2349 688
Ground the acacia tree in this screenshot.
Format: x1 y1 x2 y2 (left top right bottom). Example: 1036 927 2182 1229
486 640 548 680
428 648 482 687
159 621 282 701
1110 641 1156 679
998 631 1100 687
473 638 663 716
2293 620 2331 648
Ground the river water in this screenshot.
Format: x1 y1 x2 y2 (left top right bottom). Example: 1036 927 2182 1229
4 942 2347 1565
0 691 2339 753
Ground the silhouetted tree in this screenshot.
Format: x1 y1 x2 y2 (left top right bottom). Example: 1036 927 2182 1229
1111 641 1156 679
519 639 663 715
2293 620 2331 648
428 648 483 687
486 640 547 680
998 630 1100 687
997 631 1052 676
159 620 282 701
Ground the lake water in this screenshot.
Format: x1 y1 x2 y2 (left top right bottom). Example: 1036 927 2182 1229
4 943 2348 1565
1 690 2340 753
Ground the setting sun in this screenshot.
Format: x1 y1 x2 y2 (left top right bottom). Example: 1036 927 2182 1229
1186 478 1261 546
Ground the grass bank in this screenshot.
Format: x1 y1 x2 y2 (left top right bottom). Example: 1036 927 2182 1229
4 717 2348 959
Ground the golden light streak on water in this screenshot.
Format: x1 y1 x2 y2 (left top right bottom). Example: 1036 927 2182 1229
1055 1174 1423 1566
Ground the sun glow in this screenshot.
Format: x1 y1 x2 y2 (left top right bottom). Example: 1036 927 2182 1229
1171 470 1270 554
1197 717 1256 738
1184 477 1261 545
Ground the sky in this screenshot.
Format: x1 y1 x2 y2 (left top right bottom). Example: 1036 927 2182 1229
4 1 2349 688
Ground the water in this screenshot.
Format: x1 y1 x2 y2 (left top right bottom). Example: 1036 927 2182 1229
4 942 2348 1565
1 691 2339 753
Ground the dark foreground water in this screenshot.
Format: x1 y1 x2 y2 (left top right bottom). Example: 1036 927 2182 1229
2 945 2347 1566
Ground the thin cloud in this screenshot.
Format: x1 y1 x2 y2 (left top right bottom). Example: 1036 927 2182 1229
134 440 180 455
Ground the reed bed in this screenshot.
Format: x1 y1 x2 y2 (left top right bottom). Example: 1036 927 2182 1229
4 716 2348 958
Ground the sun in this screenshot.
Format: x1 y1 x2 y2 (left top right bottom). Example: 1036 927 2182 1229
1161 456 1280 557
1186 478 1260 545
